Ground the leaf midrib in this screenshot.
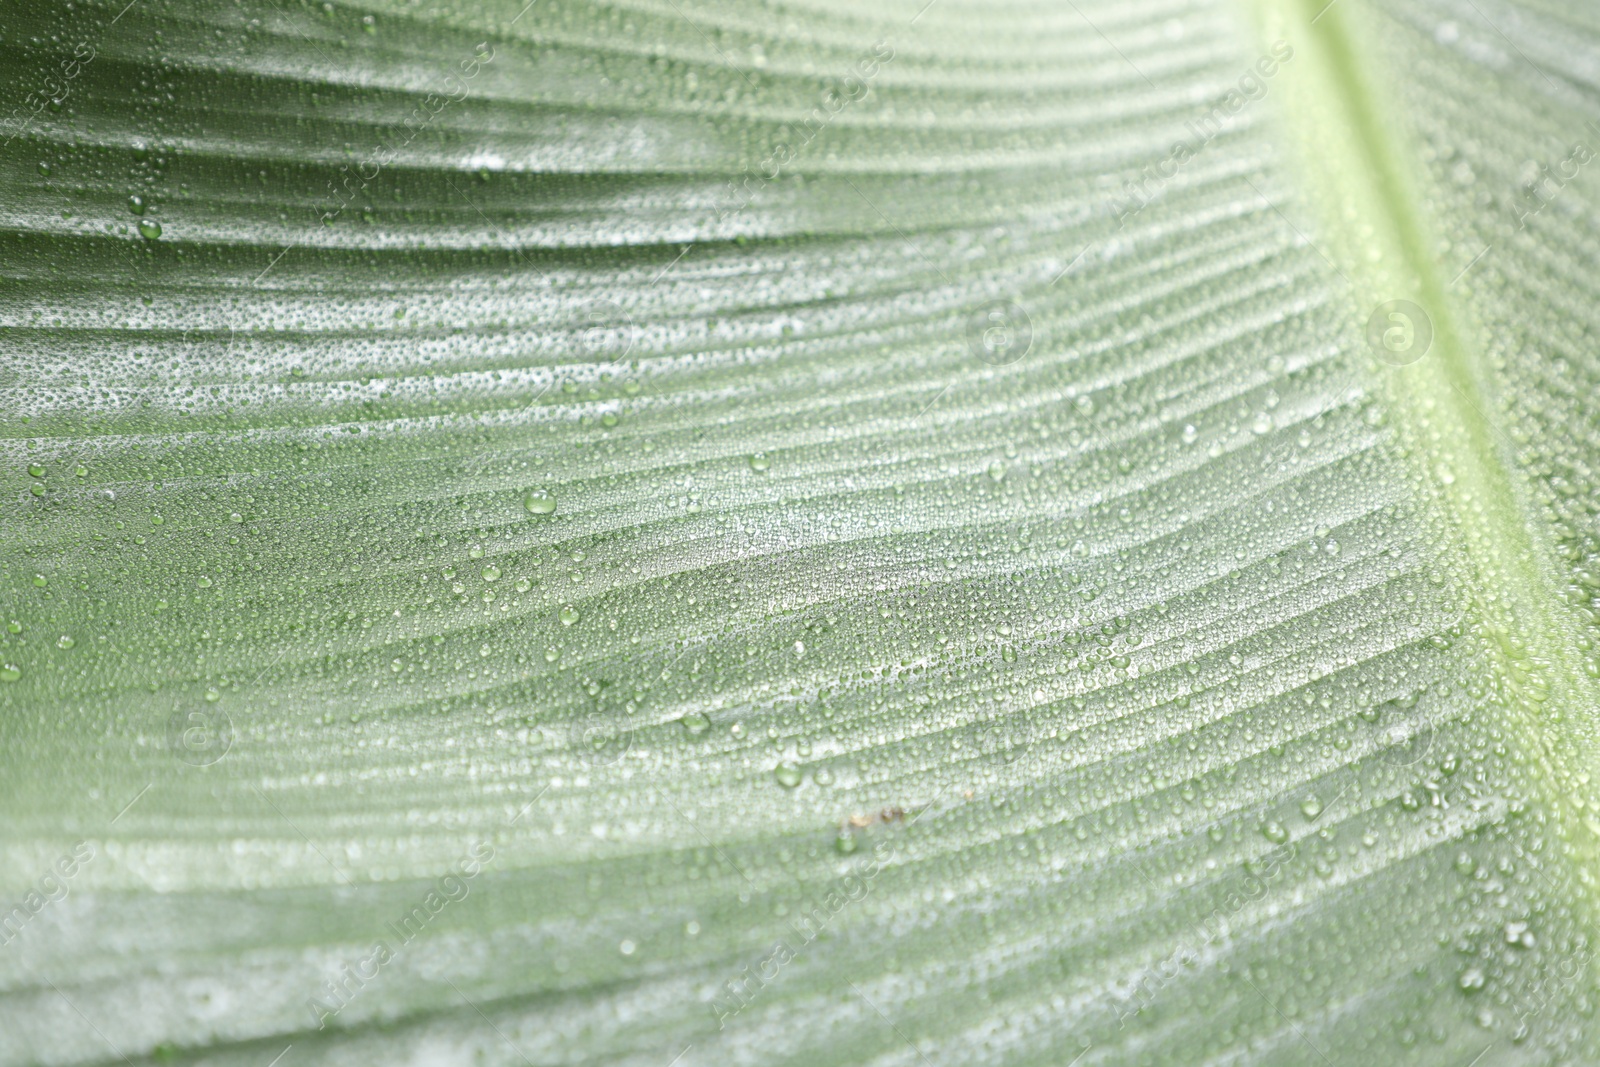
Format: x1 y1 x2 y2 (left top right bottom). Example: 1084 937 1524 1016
1248 0 1600 893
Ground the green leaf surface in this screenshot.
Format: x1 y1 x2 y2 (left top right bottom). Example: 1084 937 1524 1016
4 0 1600 1063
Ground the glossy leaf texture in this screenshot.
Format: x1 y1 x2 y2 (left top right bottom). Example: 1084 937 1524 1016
3 0 1600 1064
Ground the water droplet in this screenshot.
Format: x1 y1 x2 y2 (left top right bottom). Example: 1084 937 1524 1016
987 460 1006 481
0 664 20 682
835 833 858 855
680 711 711 735
774 762 802 788
1261 821 1289 844
128 194 146 216
524 489 557 515
27 464 44 478
1300 796 1323 820
56 635 74 650
748 452 771 473
482 565 501 582
137 219 162 240
559 604 580 626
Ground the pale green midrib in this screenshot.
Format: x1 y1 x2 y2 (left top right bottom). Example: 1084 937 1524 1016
1245 0 1600 893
